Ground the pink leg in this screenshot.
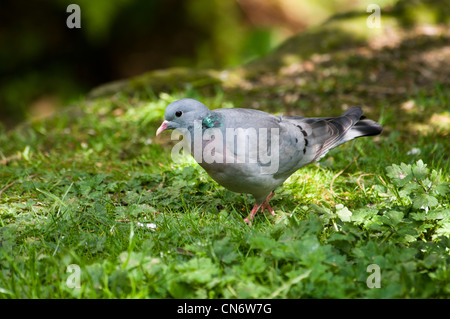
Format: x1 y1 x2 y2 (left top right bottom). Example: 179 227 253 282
261 201 275 216
243 192 276 225
261 192 275 216
243 204 262 226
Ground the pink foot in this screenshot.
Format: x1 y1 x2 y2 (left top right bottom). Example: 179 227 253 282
243 192 276 225
261 201 275 216
244 204 261 226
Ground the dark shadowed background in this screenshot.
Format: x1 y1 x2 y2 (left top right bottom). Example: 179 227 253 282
0 0 402 128
0 0 448 128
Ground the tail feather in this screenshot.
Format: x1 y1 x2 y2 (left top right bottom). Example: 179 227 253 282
311 107 382 161
351 119 383 137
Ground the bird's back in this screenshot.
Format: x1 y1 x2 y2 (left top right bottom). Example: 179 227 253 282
196 106 382 202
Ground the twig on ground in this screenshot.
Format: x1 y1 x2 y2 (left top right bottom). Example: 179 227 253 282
0 154 21 166
0 174 38 198
329 157 358 198
357 173 375 191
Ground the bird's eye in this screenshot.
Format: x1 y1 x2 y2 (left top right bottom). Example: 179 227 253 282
175 111 182 117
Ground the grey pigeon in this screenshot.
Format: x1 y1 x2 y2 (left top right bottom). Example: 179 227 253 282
156 98 382 225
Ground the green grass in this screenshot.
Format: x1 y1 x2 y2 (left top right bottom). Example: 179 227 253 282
0 84 448 298
3 6 450 299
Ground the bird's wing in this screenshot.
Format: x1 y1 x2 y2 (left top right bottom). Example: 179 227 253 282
274 107 382 177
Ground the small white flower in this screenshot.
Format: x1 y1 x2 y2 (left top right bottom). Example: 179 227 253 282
407 148 421 155
136 222 157 231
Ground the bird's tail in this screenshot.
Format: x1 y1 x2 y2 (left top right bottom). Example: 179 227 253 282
310 107 383 161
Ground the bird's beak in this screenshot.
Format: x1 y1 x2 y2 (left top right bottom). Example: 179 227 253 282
156 120 169 136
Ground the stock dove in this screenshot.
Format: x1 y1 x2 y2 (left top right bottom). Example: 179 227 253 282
156 98 382 225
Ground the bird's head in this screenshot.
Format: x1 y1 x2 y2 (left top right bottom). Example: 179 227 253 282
156 98 210 135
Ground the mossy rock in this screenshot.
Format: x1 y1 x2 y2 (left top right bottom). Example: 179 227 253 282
89 67 231 99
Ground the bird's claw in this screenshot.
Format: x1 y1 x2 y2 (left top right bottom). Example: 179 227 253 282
261 203 275 216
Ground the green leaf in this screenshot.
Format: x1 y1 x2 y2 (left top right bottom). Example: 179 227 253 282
168 280 192 299
433 222 450 240
176 257 220 284
412 160 429 180
242 256 267 274
351 208 379 224
213 238 239 264
402 182 422 195
386 163 412 187
413 194 439 209
434 183 450 196
384 210 404 227
248 234 277 251
336 204 352 222
268 269 311 298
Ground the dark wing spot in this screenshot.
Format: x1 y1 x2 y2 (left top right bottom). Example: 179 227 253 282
303 147 306 154
295 138 298 143
304 138 308 146
301 130 308 137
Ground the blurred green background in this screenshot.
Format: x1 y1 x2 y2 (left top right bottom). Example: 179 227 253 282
0 0 445 128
